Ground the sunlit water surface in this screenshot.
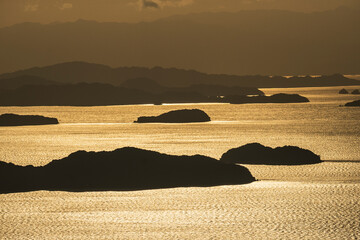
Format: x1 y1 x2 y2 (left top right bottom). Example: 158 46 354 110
0 86 359 239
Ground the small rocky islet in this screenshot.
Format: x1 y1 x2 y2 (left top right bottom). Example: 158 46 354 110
339 88 360 95
339 88 349 94
220 143 322 165
134 109 211 123
351 89 360 95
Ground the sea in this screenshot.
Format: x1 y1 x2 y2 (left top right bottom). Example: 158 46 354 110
0 86 359 239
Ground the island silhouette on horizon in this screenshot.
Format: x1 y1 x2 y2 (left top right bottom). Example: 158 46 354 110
134 109 211 123
0 113 59 126
220 143 322 165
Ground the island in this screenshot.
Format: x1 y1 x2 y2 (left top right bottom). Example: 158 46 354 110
339 88 349 94
0 147 255 194
0 82 263 106
225 93 309 104
344 100 360 107
0 113 59 126
0 83 309 106
134 109 211 123
351 89 360 95
220 143 322 165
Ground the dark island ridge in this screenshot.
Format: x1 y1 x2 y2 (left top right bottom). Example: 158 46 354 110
351 89 360 95
339 88 349 94
134 109 211 123
0 113 59 126
220 143 322 165
0 147 255 194
226 93 309 104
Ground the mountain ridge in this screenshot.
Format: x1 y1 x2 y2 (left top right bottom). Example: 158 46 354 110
0 62 359 88
1 8 359 75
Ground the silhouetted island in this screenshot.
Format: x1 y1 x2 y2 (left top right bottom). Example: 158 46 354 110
0 113 59 126
134 109 211 123
0 82 302 106
220 143 322 165
344 100 360 107
0 147 255 194
0 82 263 106
339 88 349 94
225 93 309 104
351 89 360 94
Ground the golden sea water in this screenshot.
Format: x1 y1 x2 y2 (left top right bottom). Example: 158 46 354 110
0 86 359 239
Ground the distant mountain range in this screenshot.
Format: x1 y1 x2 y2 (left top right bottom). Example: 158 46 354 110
0 61 357 106
0 62 359 89
0 8 359 75
0 75 56 89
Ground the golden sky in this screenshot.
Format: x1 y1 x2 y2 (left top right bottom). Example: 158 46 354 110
1 0 359 28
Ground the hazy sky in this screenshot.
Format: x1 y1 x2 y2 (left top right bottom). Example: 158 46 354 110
1 0 359 28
